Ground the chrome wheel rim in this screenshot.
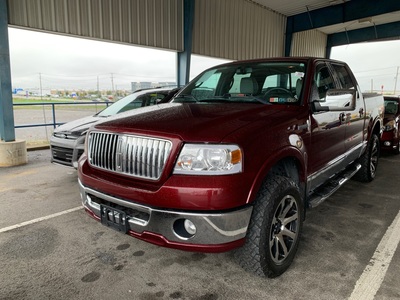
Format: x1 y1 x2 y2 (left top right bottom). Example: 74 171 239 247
269 195 299 264
370 139 378 177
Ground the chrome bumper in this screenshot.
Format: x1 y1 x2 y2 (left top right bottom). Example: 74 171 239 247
78 180 253 245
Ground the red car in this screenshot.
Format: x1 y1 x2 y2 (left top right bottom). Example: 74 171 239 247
382 96 400 154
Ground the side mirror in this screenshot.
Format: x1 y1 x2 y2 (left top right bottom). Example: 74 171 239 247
311 100 329 111
313 89 356 112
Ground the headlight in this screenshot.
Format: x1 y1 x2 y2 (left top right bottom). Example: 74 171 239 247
384 120 395 131
173 144 242 175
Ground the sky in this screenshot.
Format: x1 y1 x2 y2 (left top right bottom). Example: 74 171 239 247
7 27 230 91
331 41 400 93
7 27 400 93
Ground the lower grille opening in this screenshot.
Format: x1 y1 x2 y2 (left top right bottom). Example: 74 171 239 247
88 194 150 223
52 146 73 163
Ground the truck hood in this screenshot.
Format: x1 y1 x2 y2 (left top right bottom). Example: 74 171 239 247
383 114 397 124
93 103 298 143
54 115 103 134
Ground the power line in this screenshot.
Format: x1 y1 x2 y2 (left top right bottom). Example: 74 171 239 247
353 66 397 74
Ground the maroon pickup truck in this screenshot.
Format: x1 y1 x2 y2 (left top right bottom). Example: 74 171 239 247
381 96 400 154
78 57 384 277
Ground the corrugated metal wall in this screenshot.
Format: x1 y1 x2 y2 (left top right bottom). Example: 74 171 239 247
290 29 327 57
192 0 286 60
7 0 315 60
7 0 184 51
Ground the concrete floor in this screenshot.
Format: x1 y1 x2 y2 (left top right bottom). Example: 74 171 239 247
0 149 399 300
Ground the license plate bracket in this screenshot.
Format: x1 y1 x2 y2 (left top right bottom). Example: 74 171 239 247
100 204 128 233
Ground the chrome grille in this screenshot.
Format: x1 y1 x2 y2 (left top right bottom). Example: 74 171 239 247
88 132 172 180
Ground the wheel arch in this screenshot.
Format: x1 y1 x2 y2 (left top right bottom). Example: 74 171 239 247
246 147 307 213
367 114 383 141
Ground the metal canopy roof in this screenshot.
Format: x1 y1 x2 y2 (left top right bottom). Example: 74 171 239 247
253 0 343 17
253 0 400 46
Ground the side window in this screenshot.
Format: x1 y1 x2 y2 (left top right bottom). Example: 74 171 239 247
262 74 279 90
229 74 250 94
192 72 221 99
315 63 336 100
331 64 356 89
146 93 166 106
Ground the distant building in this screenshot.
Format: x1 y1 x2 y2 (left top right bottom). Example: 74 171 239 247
140 82 152 89
131 81 176 92
131 82 139 92
159 82 176 88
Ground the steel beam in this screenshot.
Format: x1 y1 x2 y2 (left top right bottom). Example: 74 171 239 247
176 0 195 87
327 21 400 52
287 0 400 34
285 0 400 57
0 0 15 142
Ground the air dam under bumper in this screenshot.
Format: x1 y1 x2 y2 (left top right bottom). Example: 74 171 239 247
79 180 253 252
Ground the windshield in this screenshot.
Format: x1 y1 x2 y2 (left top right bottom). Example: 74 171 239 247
97 91 168 117
174 61 306 105
384 99 398 114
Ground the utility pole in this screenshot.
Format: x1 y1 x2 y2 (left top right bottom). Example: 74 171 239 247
97 75 99 96
39 72 43 101
39 72 48 140
394 66 399 95
111 73 115 93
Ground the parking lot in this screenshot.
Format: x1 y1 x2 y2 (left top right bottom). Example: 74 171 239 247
1 149 399 300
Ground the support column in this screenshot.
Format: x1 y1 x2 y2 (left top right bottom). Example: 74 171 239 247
176 0 195 87
284 17 293 57
0 0 27 166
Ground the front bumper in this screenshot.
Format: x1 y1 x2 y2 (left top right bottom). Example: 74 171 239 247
380 131 398 152
79 179 253 252
50 135 85 168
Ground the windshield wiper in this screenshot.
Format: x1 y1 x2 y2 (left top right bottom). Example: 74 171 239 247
174 94 198 102
247 97 270 104
197 97 234 103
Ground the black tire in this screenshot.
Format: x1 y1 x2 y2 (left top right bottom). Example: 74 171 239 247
354 133 380 182
235 175 303 278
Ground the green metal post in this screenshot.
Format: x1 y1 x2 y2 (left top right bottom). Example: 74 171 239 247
0 0 16 142
176 0 195 87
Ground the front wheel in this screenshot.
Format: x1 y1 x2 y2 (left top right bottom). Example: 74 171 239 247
235 175 303 277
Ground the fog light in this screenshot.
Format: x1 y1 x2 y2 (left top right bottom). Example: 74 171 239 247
384 141 391 146
184 219 197 235
173 218 197 239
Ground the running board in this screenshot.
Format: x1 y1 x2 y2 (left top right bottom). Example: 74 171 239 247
308 163 361 209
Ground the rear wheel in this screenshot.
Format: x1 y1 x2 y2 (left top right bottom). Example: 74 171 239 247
354 133 380 182
235 175 303 277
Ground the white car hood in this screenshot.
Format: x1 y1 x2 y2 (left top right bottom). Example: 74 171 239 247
54 115 103 134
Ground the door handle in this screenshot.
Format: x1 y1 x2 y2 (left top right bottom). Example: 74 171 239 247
339 113 346 123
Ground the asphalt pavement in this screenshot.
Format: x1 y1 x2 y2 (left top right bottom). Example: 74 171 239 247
0 149 399 300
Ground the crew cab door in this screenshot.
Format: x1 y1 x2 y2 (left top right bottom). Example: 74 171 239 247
308 62 349 192
330 63 365 161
